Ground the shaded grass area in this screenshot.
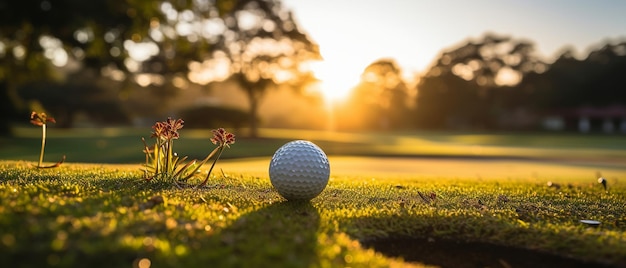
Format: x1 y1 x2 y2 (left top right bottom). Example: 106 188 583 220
362 238 612 268
1 161 625 267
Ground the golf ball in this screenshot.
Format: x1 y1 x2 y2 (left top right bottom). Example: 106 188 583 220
269 140 330 200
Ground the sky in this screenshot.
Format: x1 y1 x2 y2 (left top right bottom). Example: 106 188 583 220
281 0 626 99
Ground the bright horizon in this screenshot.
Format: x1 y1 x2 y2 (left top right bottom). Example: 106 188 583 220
282 0 626 100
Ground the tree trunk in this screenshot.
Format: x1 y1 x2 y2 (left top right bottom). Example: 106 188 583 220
236 73 270 139
247 88 259 138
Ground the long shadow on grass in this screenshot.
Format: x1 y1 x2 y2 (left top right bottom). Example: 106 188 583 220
361 237 617 268
216 200 320 267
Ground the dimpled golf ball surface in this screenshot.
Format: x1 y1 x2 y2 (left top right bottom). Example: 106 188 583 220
269 140 330 200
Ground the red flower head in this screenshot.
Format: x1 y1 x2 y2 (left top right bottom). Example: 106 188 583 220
30 111 56 126
165 117 184 140
151 122 167 139
211 128 235 148
151 118 184 140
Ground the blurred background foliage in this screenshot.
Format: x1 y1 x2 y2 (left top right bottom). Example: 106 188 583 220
1 0 625 136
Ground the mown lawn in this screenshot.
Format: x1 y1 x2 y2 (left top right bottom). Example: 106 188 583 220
0 157 624 267
3 127 626 163
1 128 625 267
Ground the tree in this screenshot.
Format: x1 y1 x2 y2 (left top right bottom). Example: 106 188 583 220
0 0 156 131
518 49 584 110
1 0 318 135
208 0 320 137
0 81 19 134
522 41 626 109
584 42 626 105
337 59 412 130
18 69 131 127
415 33 546 129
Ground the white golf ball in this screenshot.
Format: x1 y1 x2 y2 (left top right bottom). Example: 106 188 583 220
269 140 330 200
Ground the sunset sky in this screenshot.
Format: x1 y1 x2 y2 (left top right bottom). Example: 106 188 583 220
281 0 626 99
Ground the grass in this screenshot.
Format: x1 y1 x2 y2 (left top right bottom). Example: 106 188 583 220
1 127 626 267
1 157 625 267
3 126 626 164
0 161 404 267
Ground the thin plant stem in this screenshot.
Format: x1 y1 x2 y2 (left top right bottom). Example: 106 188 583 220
38 124 46 168
197 146 224 188
165 140 172 173
155 142 161 176
169 140 174 172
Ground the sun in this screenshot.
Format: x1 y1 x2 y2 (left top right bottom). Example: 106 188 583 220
307 61 355 103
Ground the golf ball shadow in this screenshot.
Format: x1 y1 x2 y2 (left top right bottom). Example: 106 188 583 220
269 140 330 201
217 201 320 266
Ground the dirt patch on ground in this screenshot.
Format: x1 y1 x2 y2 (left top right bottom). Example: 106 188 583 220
361 237 619 268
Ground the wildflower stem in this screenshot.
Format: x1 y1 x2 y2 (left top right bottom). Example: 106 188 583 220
198 145 225 188
164 141 169 173
154 143 160 176
166 140 173 173
38 124 46 168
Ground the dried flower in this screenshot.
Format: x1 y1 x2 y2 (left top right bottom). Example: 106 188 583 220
151 122 166 140
150 118 184 141
30 111 56 126
29 111 64 168
165 117 184 140
197 128 235 188
211 128 236 147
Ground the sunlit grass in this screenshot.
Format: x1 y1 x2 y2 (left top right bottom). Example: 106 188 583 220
217 156 626 183
0 160 624 267
2 127 625 266
0 161 407 267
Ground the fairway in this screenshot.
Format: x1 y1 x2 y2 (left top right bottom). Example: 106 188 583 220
1 157 625 267
4 126 626 185
220 156 626 184
2 128 626 267
3 127 626 164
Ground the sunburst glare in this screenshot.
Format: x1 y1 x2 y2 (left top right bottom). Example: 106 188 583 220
307 61 356 103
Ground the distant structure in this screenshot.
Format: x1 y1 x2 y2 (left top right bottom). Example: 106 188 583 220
543 105 626 133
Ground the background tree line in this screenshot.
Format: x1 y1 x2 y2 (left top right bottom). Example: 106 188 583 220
415 33 626 131
337 33 626 132
1 1 625 135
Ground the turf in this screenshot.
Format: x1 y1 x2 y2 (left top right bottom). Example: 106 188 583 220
3 127 626 163
1 127 625 267
1 158 625 267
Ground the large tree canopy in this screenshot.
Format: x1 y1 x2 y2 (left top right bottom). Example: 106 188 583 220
0 0 319 135
208 0 320 137
522 42 626 109
0 0 163 132
336 59 411 130
415 33 546 129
